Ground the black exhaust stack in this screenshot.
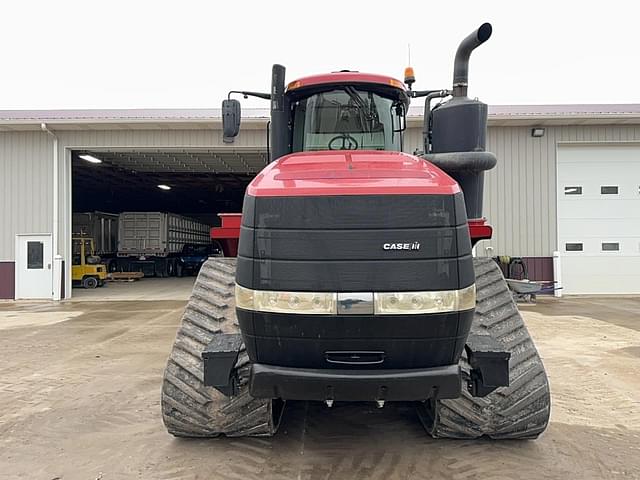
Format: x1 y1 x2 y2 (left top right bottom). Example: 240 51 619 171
424 23 496 221
452 23 492 98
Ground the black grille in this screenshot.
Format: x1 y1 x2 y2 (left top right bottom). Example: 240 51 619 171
237 192 473 292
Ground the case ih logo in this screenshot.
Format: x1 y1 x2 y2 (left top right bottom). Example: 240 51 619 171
383 242 421 251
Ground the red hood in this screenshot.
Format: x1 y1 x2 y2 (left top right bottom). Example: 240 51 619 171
246 150 460 197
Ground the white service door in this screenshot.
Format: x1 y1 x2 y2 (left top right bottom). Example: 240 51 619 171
15 234 53 299
558 145 640 294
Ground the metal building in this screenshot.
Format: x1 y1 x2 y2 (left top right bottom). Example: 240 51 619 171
1 104 639 299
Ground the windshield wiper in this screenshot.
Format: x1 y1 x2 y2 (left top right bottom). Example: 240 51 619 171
344 87 375 121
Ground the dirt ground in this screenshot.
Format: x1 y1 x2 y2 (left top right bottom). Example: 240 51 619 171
1 295 639 480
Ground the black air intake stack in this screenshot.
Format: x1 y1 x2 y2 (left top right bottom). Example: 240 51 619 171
270 64 290 162
423 23 496 220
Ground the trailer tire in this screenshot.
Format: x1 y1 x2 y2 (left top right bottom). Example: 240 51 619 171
419 257 551 439
176 262 184 278
167 259 175 277
155 260 168 278
161 258 283 437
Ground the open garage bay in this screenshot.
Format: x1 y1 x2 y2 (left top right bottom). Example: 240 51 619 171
1 296 639 479
69 147 260 299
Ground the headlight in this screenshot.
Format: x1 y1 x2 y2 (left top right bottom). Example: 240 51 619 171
236 284 337 314
235 284 474 315
374 284 475 315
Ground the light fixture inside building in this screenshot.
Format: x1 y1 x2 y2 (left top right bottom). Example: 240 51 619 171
79 153 102 164
531 128 545 137
157 184 171 190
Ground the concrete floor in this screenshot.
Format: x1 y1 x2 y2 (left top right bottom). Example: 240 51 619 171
1 296 639 479
70 276 196 302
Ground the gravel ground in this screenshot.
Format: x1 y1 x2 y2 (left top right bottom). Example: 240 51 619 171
0 295 639 480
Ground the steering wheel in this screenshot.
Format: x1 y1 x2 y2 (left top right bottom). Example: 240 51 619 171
328 134 359 150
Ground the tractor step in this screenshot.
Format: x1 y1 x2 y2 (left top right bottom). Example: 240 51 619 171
464 332 510 397
202 333 243 396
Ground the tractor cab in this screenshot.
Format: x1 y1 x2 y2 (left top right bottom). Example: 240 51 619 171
285 72 409 153
222 71 409 159
72 237 107 289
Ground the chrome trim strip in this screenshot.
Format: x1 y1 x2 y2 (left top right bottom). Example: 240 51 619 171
337 292 374 315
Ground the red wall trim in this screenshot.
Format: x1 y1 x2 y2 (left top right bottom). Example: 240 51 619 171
496 257 554 282
0 262 15 300
522 257 554 282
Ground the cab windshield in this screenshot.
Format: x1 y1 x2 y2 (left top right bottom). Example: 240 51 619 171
291 88 405 152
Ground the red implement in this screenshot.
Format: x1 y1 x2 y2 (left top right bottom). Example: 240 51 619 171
211 213 241 257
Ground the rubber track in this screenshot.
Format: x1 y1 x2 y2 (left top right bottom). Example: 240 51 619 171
161 258 281 437
419 257 551 439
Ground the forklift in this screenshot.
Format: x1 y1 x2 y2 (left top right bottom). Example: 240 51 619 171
72 237 107 289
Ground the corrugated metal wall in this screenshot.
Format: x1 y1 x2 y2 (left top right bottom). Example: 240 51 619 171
0 131 52 261
57 127 267 151
406 124 640 257
2 123 640 266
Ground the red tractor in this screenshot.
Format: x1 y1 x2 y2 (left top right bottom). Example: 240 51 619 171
162 23 550 439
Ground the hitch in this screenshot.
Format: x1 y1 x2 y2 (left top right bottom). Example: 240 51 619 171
201 333 243 396
465 332 510 397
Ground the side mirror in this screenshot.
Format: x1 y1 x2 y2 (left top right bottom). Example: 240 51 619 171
393 103 407 132
222 99 241 143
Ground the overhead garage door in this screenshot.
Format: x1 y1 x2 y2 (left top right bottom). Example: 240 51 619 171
557 144 640 294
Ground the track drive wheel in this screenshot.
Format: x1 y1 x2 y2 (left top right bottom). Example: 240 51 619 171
419 257 551 439
161 258 283 437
